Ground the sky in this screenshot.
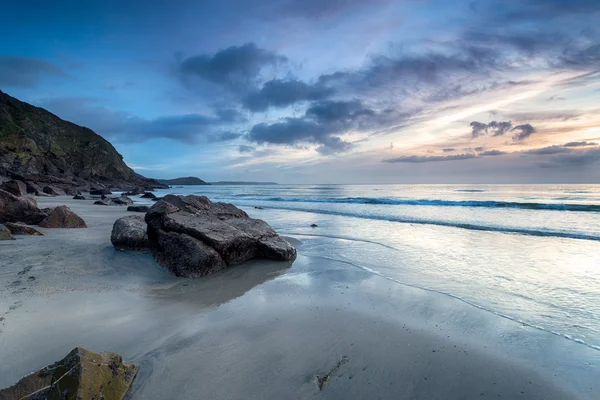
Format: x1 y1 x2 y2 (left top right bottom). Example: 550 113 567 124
1 0 600 183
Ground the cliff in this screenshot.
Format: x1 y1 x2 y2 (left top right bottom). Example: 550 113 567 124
0 89 162 188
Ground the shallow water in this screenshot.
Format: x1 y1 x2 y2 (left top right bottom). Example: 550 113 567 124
142 184 600 351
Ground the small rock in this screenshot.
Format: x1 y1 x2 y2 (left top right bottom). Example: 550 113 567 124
127 205 149 213
0 224 15 240
4 222 47 236
25 181 43 195
254 206 264 210
39 205 87 228
72 194 89 200
111 196 133 206
311 224 318 228
140 192 156 199
111 215 148 249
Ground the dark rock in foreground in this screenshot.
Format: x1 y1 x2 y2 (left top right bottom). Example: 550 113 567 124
0 180 27 196
111 215 148 249
39 205 87 228
94 196 133 206
0 224 15 240
144 195 296 277
0 347 138 400
127 205 149 213
0 189 47 224
4 222 46 236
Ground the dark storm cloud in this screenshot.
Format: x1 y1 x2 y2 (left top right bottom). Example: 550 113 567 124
511 124 536 142
563 141 598 147
178 43 286 89
442 148 456 153
0 56 68 87
247 99 382 152
242 79 333 112
470 121 513 138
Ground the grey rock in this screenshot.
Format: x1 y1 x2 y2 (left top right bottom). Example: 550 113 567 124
145 195 296 277
140 191 156 199
111 215 148 250
0 224 15 240
111 195 133 206
73 194 90 200
0 189 47 224
127 205 149 213
25 181 43 195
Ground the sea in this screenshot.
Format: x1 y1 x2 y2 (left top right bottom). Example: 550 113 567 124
138 184 600 352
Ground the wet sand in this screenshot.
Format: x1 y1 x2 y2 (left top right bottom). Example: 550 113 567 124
0 197 598 399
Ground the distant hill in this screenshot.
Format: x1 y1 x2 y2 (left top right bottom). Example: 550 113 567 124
210 181 278 185
157 177 209 185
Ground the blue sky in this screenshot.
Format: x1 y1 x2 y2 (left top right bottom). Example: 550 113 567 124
1 0 600 183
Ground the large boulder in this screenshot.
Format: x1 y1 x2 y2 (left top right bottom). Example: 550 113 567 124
0 224 15 240
0 189 47 224
111 215 148 249
42 185 66 196
127 205 149 213
0 347 138 400
39 205 87 228
4 222 47 236
145 195 296 277
0 180 27 196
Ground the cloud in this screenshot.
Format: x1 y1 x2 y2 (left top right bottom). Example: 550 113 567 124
38 97 244 143
511 124 536 142
470 120 513 138
238 144 255 153
526 146 572 155
0 56 68 87
383 149 508 163
535 148 600 168
178 43 286 90
247 99 382 153
563 141 598 147
242 79 333 112
383 153 477 163
442 148 455 153
479 150 506 156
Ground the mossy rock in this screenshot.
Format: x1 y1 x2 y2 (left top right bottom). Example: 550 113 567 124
0 347 138 400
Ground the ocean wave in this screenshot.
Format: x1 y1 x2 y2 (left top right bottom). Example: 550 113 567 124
228 196 600 212
242 204 600 241
455 189 486 192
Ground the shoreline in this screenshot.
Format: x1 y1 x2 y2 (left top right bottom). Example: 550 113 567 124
0 196 598 399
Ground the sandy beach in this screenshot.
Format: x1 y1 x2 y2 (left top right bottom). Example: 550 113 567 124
1 196 598 399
